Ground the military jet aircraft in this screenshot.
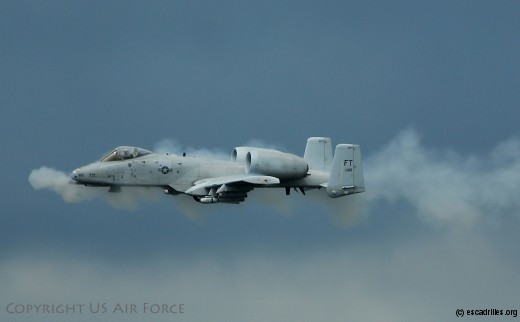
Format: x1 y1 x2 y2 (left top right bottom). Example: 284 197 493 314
70 137 365 204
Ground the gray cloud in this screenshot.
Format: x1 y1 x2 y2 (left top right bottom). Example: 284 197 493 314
2 224 518 322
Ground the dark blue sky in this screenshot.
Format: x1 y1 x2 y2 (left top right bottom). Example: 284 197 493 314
2 1 520 321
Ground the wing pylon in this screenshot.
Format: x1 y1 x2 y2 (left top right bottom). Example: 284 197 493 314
183 175 280 204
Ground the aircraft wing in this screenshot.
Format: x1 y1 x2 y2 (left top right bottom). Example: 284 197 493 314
183 174 280 203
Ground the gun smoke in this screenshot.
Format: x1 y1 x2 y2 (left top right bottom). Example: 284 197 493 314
28 168 159 210
28 130 520 224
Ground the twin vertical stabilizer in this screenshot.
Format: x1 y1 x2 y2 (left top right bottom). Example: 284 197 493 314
327 144 365 197
304 137 333 171
304 137 365 198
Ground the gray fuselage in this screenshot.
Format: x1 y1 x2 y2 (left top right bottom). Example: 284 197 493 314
72 152 328 194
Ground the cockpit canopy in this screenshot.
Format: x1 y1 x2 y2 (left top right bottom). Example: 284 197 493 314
99 146 153 162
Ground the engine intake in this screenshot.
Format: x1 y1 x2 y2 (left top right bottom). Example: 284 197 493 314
232 147 273 162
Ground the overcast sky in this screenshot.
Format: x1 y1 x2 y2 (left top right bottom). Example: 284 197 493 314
2 0 520 321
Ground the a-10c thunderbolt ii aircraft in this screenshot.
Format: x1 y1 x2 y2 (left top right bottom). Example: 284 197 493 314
71 137 365 204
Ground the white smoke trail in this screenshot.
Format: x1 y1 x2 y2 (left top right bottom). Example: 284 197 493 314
241 138 283 151
28 167 98 203
154 138 229 160
28 167 160 210
365 129 520 225
28 131 520 225
306 189 368 227
250 188 293 215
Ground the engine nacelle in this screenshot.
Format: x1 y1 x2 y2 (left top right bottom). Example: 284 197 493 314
245 149 308 180
232 147 273 162
231 147 250 162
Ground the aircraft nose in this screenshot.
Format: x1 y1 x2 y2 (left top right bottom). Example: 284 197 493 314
71 168 80 182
